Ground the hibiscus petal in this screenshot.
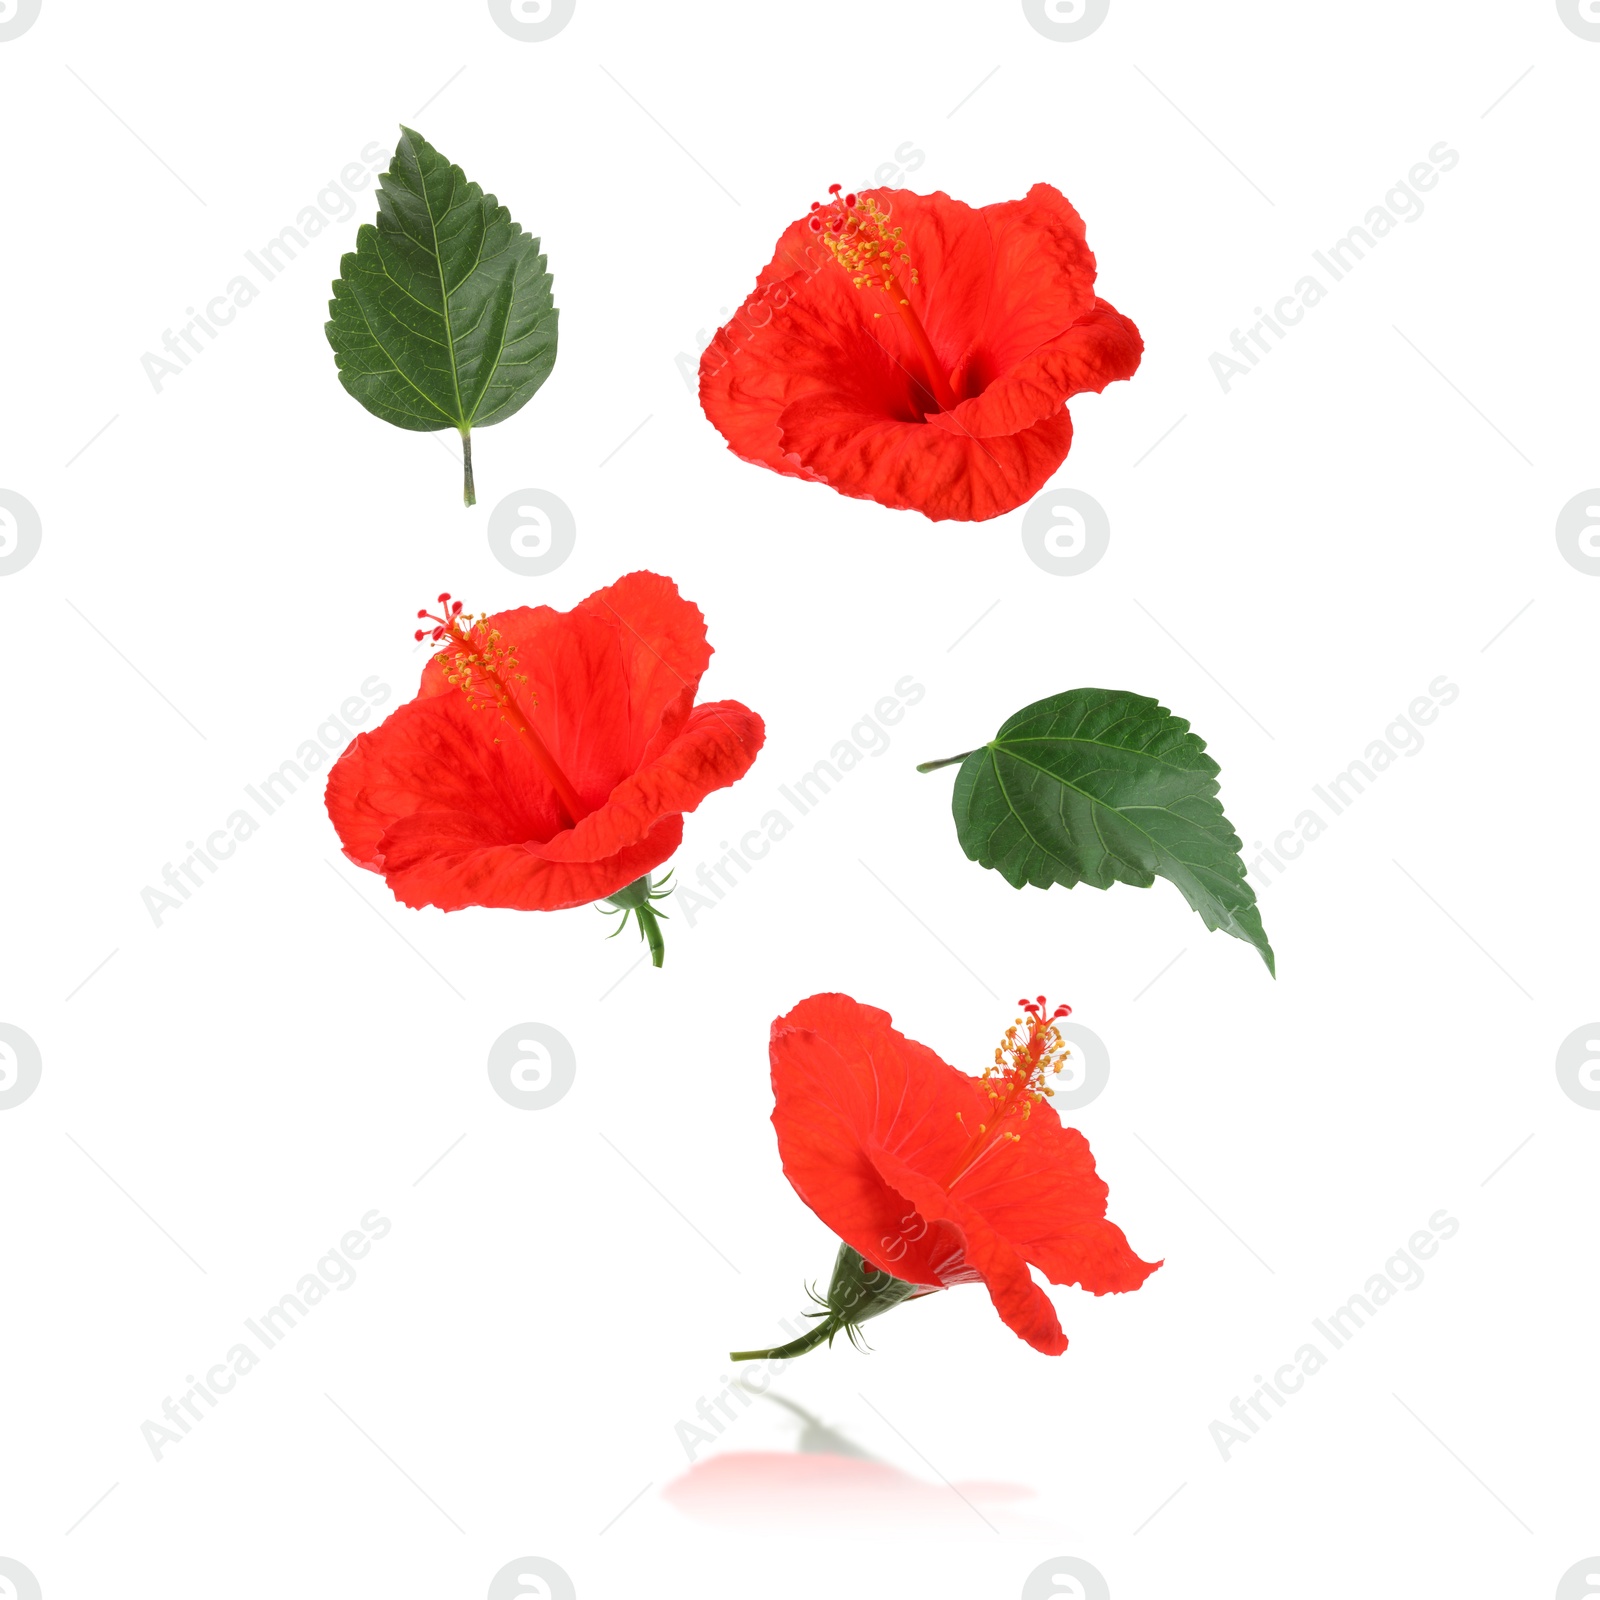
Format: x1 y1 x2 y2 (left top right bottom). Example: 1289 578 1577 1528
573 571 713 766
929 299 1143 440
699 189 1001 484
327 688 759 910
326 690 569 867
700 256 922 479
777 396 1076 522
956 183 1101 385
849 188 995 380
530 700 765 863
375 810 682 913
867 1142 1069 1356
748 197 986 400
769 995 980 1286
949 1102 1162 1295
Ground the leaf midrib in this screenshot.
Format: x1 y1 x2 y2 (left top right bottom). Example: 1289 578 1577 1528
995 730 1206 774
413 143 469 430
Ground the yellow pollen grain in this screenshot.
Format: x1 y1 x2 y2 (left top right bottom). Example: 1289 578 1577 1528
815 194 918 301
436 614 534 727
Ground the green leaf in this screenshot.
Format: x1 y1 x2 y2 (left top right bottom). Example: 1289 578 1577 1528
326 126 558 506
934 688 1274 974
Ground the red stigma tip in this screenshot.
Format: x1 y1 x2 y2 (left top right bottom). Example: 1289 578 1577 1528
414 629 425 641
1018 995 1071 1023
828 183 842 194
843 192 857 207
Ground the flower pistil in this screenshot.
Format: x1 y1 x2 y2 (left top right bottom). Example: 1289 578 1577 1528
948 997 1074 1187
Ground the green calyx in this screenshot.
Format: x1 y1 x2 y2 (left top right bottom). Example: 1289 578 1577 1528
730 1243 926 1363
600 870 673 967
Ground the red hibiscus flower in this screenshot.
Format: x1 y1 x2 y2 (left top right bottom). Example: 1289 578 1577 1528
325 571 763 965
731 994 1158 1360
699 182 1141 523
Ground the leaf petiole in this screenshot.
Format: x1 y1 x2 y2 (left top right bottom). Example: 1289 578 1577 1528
915 749 978 773
460 429 476 507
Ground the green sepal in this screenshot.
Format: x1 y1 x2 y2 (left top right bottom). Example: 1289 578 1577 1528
729 1243 926 1362
600 871 673 967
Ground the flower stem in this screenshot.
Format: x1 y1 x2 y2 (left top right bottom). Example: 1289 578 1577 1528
461 428 476 507
636 902 665 967
729 1322 839 1363
915 749 977 773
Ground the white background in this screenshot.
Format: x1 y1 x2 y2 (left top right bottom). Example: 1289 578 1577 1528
2 2 1597 1597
